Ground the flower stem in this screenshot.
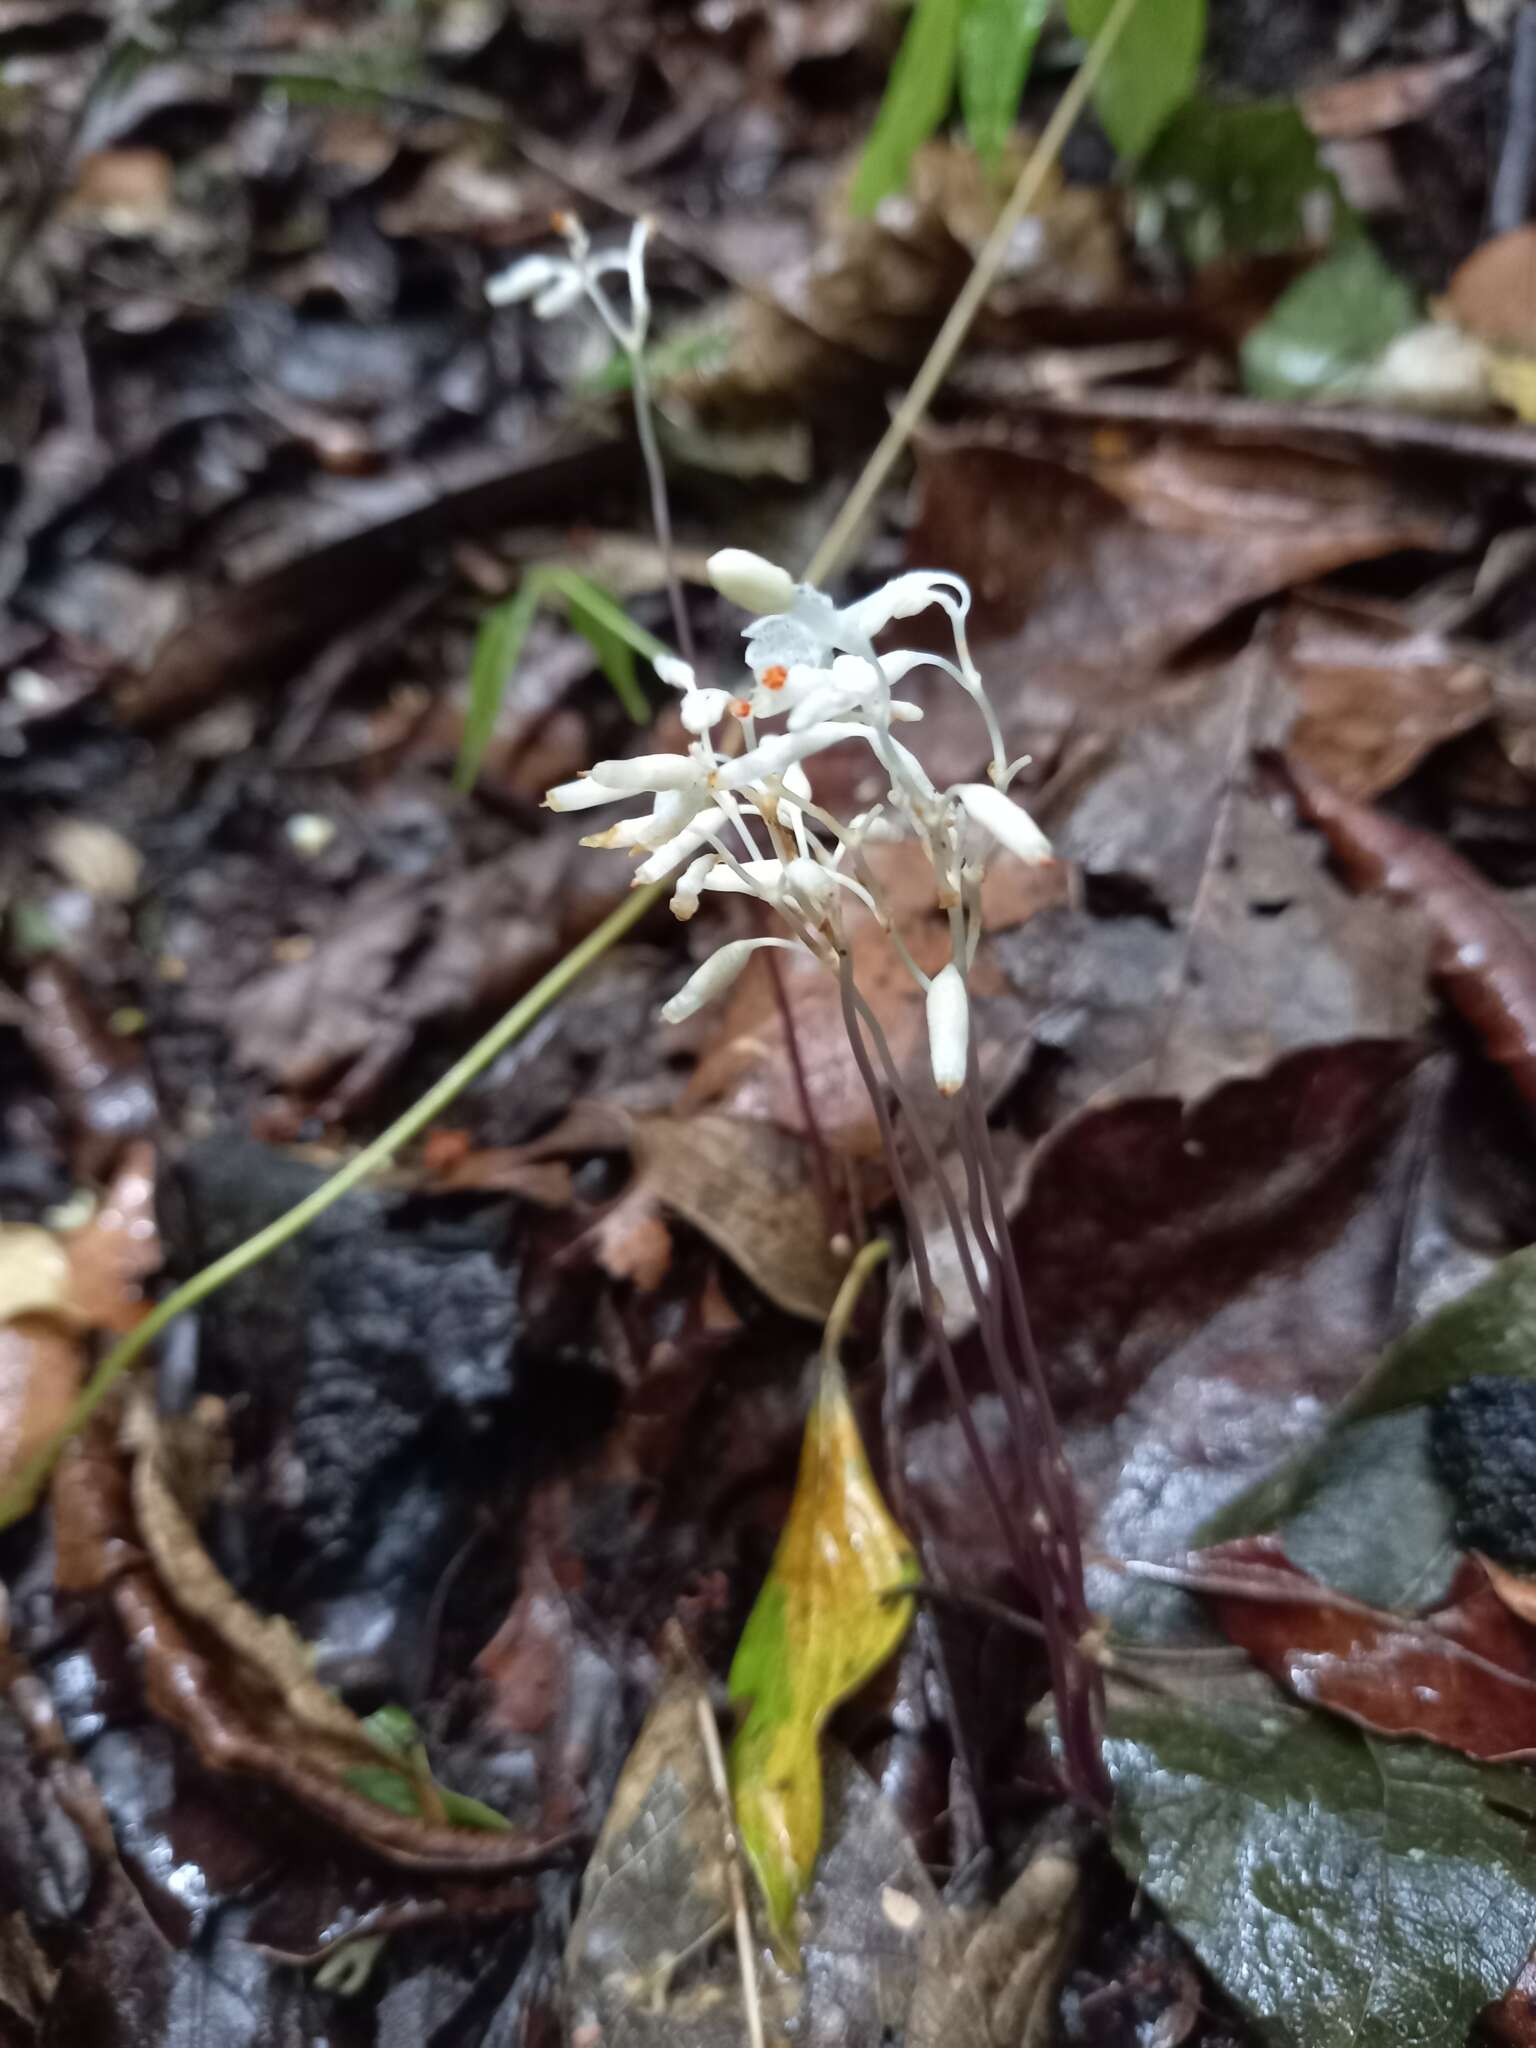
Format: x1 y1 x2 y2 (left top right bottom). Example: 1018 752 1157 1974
631 356 694 669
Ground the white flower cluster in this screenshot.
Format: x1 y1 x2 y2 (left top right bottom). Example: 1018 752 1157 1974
487 213 650 355
547 549 1052 1098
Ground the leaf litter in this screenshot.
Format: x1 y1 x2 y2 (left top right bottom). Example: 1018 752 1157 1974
10 0 1536 2041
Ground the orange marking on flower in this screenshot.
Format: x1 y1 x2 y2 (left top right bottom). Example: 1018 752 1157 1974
550 209 575 234
730 698 753 719
762 664 789 691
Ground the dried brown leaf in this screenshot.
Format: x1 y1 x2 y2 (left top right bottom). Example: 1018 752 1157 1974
1448 226 1536 351
1285 756 1536 1110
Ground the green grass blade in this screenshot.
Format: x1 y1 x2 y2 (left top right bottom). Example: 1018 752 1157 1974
454 575 545 793
1065 0 1204 160
850 0 963 215
544 567 659 722
958 0 1049 168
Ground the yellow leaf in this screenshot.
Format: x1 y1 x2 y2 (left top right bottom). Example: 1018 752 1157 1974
727 1290 916 1958
1488 350 1536 422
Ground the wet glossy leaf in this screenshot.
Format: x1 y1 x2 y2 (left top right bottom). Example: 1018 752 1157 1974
957 0 1048 168
728 1355 917 1953
1139 96 1341 265
850 0 962 215
1065 0 1205 161
1200 1540 1536 1761
1107 1690 1536 2048
1242 237 1418 400
1206 1244 1536 1544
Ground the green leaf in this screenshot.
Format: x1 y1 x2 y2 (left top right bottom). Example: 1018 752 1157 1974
1065 0 1206 161
580 320 733 397
343 1763 420 1817
361 1703 420 1759
1241 237 1419 402
1107 1692 1536 2048
544 567 658 724
957 0 1049 168
1278 1408 1458 1610
436 1785 514 1832
1138 95 1343 266
728 1354 917 1954
850 0 963 216
454 575 544 793
1203 1245 1536 1544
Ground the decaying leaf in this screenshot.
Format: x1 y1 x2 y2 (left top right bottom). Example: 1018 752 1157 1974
50 1397 562 1874
1272 598 1495 799
728 1352 917 1953
1284 757 1536 1111
1107 1686 1536 2048
1448 226 1536 353
565 1665 792 2046
1200 1538 1536 1762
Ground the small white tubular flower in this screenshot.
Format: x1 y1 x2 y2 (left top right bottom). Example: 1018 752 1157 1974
842 570 970 639
653 654 695 690
670 852 717 921
954 783 1052 864
545 775 632 812
717 721 867 790
707 549 796 616
679 686 733 735
632 806 727 882
926 962 970 1096
661 936 798 1023
588 752 704 794
485 253 561 306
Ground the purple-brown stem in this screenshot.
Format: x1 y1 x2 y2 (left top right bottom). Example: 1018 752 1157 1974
841 964 1107 1808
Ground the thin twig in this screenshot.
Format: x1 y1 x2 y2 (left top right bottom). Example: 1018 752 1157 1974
693 1694 767 2048
953 382 1536 470
802 0 1146 586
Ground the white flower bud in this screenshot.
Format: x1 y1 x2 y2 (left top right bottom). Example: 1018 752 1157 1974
589 753 702 793
707 548 796 615
670 852 717 921
545 775 628 811
661 936 795 1023
653 654 695 690
954 783 1052 864
532 271 586 319
679 687 733 734
633 807 726 882
485 253 559 305
926 962 969 1096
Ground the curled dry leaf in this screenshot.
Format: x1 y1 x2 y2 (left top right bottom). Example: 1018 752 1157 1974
1201 1537 1536 1762
1478 1554 1536 1629
51 1399 568 1874
1284 755 1536 1111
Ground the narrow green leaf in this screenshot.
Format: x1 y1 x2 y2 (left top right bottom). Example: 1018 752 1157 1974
1107 1692 1536 2048
1240 237 1419 402
728 1355 917 1954
455 576 545 793
1065 0 1205 161
1138 95 1344 265
957 0 1048 168
850 0 963 216
437 1785 514 1832
1202 1245 1536 1544
361 1703 419 1759
352 1706 512 1830
546 568 656 723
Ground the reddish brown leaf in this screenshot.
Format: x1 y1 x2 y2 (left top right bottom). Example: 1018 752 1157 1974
1202 1537 1536 1761
1285 755 1536 1109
